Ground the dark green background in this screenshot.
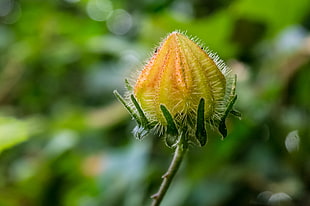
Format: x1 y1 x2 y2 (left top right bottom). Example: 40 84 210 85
0 0 309 205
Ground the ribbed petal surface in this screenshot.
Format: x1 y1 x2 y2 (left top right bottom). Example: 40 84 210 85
134 32 226 126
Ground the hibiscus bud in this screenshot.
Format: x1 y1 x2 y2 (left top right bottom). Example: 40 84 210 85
114 31 239 147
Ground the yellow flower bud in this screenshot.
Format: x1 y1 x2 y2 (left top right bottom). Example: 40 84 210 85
114 31 239 147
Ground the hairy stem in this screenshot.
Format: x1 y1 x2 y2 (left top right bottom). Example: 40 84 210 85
150 139 187 206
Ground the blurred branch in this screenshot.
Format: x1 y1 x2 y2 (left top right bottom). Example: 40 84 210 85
85 101 129 129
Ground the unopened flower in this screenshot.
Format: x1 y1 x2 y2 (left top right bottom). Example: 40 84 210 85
114 31 239 147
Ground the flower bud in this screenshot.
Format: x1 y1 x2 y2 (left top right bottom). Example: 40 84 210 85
114 31 239 147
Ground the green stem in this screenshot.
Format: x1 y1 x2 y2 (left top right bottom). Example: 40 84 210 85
150 139 187 206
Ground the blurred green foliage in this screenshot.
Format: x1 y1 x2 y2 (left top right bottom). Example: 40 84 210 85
0 0 310 206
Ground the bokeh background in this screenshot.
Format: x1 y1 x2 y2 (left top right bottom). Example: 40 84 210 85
0 0 310 205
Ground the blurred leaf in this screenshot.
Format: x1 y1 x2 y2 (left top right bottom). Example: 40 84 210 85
232 0 310 36
0 117 31 153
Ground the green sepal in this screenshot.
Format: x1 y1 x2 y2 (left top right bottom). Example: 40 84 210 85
114 90 154 139
226 95 237 118
160 104 178 136
113 90 141 125
218 95 238 138
218 74 241 138
231 74 237 95
125 79 133 91
230 109 241 119
218 120 227 138
160 104 179 148
195 98 207 146
130 94 150 129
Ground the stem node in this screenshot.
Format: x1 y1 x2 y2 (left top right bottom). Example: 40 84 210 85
162 172 169 178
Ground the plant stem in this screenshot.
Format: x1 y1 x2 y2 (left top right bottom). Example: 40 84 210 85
150 140 187 206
